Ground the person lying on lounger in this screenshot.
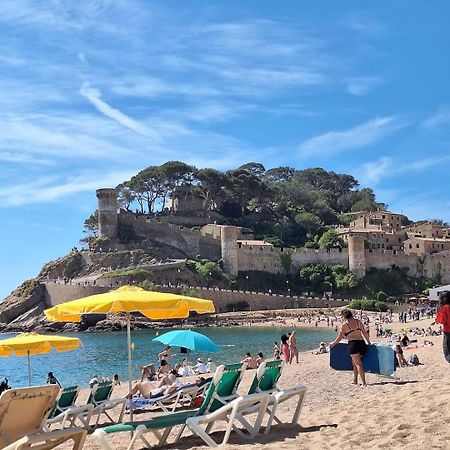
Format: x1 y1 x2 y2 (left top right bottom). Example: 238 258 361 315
127 371 208 399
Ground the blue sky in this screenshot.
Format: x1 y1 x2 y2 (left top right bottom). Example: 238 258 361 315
1 1 450 300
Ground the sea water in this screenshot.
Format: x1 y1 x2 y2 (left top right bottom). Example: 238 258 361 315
1 326 335 388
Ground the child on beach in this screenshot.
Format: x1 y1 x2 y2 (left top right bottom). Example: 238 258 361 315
273 342 281 359
241 352 258 369
281 334 291 364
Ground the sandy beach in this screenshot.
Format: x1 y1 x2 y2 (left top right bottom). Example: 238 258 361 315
57 316 450 450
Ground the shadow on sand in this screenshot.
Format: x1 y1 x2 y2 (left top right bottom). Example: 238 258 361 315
157 423 339 449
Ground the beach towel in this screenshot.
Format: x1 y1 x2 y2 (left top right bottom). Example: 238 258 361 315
129 383 198 411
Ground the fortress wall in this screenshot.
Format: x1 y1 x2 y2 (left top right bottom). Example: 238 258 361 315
291 248 348 271
237 246 349 274
149 286 348 313
43 282 347 312
119 213 221 260
365 250 450 283
44 283 108 306
237 246 282 273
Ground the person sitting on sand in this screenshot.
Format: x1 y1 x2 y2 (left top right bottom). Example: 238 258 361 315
193 358 207 374
400 332 411 347
206 358 217 373
329 309 371 386
241 352 258 369
312 342 328 355
46 372 61 387
256 352 265 366
138 359 172 382
280 335 291 364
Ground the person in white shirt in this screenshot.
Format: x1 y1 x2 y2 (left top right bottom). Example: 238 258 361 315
193 358 207 374
206 358 217 373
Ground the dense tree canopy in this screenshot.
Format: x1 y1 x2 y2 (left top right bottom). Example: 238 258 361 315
96 160 386 247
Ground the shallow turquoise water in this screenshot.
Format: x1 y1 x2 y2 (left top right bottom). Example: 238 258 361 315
1 326 335 388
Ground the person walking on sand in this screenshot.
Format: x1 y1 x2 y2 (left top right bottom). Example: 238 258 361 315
280 334 291 364
432 291 450 363
288 330 299 364
329 309 371 386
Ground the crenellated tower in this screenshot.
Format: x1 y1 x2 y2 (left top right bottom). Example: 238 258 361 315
96 188 118 239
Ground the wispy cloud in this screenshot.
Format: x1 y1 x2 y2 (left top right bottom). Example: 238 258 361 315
346 76 383 95
357 155 450 185
298 116 403 157
423 107 450 130
0 171 135 207
80 83 160 140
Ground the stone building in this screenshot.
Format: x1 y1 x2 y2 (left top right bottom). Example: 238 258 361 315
403 237 450 254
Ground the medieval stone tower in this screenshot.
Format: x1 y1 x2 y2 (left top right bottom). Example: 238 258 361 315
96 188 118 239
220 226 239 276
348 233 366 279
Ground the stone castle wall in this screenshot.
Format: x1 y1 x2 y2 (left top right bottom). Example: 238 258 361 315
43 282 347 312
119 212 221 260
237 245 348 274
365 250 450 283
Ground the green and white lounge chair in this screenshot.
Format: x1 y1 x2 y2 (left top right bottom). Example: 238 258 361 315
185 391 270 447
86 381 127 428
0 385 86 450
246 359 307 434
46 386 93 430
93 362 246 450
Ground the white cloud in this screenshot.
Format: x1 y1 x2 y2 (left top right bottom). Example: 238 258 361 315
298 116 403 157
80 83 160 140
346 76 383 96
0 171 135 207
357 155 450 186
423 107 450 130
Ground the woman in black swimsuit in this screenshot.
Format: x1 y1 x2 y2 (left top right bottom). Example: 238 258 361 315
330 309 371 386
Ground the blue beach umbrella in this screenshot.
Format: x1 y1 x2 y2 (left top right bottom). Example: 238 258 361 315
153 330 218 353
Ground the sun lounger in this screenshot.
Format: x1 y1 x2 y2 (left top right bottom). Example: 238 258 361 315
0 385 86 450
246 359 307 434
129 379 212 413
46 385 93 430
185 392 270 447
93 362 246 450
86 381 127 428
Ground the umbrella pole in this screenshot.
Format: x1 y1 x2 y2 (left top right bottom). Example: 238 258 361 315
27 351 31 386
127 313 133 421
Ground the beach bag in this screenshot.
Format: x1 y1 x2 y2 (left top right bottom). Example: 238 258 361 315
409 354 420 366
193 395 204 408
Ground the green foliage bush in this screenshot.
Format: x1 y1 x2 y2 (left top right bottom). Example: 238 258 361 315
139 280 156 291
299 263 357 291
100 268 152 278
186 259 235 286
376 291 387 302
348 299 388 312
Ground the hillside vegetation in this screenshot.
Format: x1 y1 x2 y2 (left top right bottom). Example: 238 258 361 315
83 161 388 248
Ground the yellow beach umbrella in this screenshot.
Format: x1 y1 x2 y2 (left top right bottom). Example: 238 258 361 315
0 333 81 386
44 285 215 418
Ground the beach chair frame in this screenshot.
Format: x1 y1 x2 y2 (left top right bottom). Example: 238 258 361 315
185 392 270 447
87 381 126 428
93 363 246 450
0 385 86 450
46 386 94 430
245 359 307 434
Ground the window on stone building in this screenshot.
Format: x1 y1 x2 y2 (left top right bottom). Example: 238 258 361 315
416 243 419 248
409 244 412 249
